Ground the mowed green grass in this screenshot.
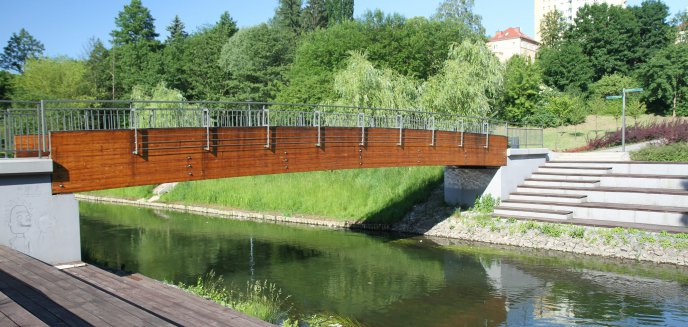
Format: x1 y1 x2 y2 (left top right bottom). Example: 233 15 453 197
85 185 156 200
542 114 676 151
160 167 443 224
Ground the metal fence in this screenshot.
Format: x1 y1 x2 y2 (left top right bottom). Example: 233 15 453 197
506 126 544 149
1 100 542 157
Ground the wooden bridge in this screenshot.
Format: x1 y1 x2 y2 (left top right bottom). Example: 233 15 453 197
2 101 513 194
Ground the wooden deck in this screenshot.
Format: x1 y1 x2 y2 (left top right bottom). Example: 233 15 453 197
0 246 273 326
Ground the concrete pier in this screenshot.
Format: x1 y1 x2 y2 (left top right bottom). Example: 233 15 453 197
445 148 550 207
0 159 80 265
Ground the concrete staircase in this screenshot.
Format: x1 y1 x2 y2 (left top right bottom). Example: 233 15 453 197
494 152 688 228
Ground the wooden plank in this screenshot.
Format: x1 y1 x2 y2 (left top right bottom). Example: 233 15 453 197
0 290 47 327
65 265 271 327
50 127 506 193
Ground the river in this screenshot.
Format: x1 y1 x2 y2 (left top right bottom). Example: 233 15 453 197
79 202 688 326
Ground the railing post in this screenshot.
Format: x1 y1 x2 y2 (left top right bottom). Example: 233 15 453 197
131 108 139 155
429 115 435 146
263 106 270 148
458 119 464 147
39 100 46 157
314 110 321 147
2 109 8 158
203 108 210 151
484 121 490 149
358 112 365 146
397 114 403 146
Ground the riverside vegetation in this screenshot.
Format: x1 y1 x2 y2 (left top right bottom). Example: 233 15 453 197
177 273 363 327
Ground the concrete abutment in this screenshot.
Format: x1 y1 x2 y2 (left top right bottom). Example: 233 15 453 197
0 158 80 265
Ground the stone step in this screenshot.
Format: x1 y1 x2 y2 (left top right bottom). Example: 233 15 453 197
531 173 602 181
538 166 612 175
532 172 688 189
508 192 587 204
545 161 688 176
523 178 600 188
552 152 630 161
515 185 688 208
494 206 573 220
500 199 688 227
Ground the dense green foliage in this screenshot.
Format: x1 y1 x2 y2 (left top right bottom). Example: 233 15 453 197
12 57 94 100
631 142 688 162
160 167 443 223
500 56 542 123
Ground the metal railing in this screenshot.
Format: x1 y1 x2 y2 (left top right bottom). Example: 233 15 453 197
0 100 541 157
506 126 544 149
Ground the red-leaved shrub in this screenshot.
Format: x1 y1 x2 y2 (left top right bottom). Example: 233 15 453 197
586 119 688 150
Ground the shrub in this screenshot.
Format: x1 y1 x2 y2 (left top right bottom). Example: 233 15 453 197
630 142 688 162
587 119 688 150
473 194 500 213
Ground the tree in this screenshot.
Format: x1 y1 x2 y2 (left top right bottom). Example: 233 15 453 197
566 4 640 79
590 73 643 122
183 12 238 100
538 42 594 93
421 40 503 116
109 0 161 97
276 16 476 104
12 57 95 100
630 0 672 64
0 71 13 100
432 0 485 35
302 0 328 31
0 28 45 73
333 51 420 109
219 24 295 101
84 38 112 99
162 16 189 93
166 15 188 42
275 0 303 35
539 10 566 47
326 0 354 25
110 0 158 46
501 55 542 124
638 44 688 116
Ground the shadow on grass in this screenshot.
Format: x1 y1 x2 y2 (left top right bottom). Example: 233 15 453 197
353 173 444 226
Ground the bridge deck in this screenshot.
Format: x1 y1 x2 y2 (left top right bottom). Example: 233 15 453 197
0 246 272 326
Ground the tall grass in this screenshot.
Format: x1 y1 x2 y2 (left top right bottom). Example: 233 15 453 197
178 272 290 324
161 167 443 224
85 185 155 200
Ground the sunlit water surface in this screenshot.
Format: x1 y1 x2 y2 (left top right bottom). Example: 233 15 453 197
80 202 688 326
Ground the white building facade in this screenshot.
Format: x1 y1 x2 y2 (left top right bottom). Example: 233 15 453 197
487 27 540 63
534 0 627 41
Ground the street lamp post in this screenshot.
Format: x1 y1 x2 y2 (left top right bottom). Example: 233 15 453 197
606 87 643 152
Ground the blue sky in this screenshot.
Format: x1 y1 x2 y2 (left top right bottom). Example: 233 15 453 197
0 0 686 58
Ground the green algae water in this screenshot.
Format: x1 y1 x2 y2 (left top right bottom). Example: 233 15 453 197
79 202 688 326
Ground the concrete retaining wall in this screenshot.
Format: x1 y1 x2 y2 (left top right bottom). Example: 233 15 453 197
0 159 80 265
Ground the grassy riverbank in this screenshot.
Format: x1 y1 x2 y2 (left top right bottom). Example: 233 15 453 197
86 166 444 224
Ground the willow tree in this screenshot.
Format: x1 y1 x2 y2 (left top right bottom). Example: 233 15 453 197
332 51 420 109
421 40 503 117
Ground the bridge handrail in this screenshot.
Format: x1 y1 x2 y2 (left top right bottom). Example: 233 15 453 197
1 100 543 157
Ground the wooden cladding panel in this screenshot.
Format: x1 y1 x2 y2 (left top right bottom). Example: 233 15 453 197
50 127 507 194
